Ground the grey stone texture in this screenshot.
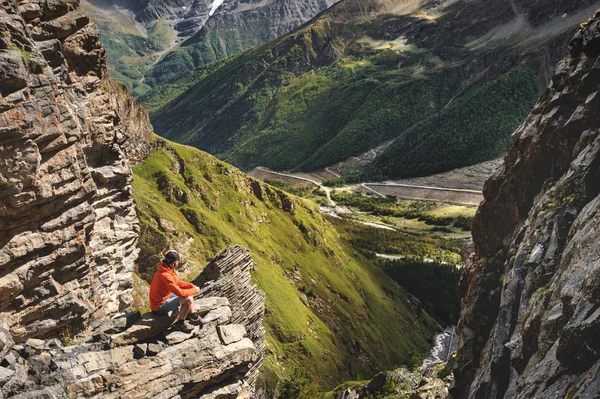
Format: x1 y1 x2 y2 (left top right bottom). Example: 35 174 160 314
453 11 600 399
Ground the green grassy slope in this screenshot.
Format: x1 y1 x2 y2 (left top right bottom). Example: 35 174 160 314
145 0 593 179
131 136 439 391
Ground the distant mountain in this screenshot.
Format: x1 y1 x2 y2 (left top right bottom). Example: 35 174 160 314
146 0 600 179
83 0 337 96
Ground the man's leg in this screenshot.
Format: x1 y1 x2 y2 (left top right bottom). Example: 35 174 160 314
157 294 180 315
179 296 193 321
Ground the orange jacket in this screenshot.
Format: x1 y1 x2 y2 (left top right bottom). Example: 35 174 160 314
149 263 197 312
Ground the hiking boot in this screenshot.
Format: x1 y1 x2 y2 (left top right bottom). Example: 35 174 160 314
173 319 194 333
188 312 203 326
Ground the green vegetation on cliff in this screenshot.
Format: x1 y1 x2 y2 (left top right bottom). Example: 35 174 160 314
131 136 439 391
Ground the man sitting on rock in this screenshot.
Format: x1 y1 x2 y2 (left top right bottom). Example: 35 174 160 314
150 250 200 333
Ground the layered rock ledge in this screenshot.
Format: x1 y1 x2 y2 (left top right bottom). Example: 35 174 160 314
0 0 266 395
0 0 151 342
453 11 600 399
0 246 265 398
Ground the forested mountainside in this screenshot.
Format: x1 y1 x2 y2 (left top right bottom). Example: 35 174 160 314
82 0 338 96
132 136 439 393
147 0 599 180
453 11 600 398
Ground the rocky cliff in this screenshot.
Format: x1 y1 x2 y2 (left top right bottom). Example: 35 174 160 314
453 11 600 399
193 246 266 394
0 0 151 342
0 0 267 396
0 246 265 398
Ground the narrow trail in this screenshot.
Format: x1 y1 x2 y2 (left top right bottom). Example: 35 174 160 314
325 167 341 178
255 167 336 206
360 183 386 198
254 167 484 208
359 182 483 206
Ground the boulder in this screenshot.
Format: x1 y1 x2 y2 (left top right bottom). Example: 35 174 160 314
202 306 232 326
194 297 229 315
218 324 246 345
0 366 15 384
0 50 27 95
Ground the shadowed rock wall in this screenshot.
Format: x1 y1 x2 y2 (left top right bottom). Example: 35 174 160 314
453 11 600 399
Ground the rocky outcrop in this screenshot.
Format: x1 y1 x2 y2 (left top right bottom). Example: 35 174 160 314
453 11 600 399
193 245 266 395
0 0 267 396
0 245 265 398
332 368 450 399
0 0 151 343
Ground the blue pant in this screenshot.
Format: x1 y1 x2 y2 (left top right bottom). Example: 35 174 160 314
156 294 181 315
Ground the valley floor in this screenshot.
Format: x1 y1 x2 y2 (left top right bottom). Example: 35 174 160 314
249 159 499 206
248 159 498 251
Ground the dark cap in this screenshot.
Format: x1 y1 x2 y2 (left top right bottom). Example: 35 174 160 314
163 250 180 265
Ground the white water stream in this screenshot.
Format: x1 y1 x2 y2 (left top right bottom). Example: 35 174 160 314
420 326 457 371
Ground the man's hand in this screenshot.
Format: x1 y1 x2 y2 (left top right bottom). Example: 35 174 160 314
193 285 200 295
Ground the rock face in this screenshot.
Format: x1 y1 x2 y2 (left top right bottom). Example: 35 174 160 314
193 245 266 394
0 0 151 343
0 1 267 396
0 246 265 397
453 12 600 399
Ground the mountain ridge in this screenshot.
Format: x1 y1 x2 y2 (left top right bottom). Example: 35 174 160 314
83 0 339 95
147 0 600 180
